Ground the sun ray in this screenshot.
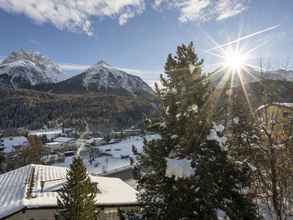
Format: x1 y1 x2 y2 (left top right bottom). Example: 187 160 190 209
206 24 280 52
200 24 281 124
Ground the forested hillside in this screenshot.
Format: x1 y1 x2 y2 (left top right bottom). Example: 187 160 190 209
0 88 158 133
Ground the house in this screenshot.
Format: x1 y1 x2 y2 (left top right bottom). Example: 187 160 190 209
40 153 65 165
29 129 63 142
0 164 139 220
112 129 142 138
256 102 293 128
44 142 63 151
86 137 105 146
0 136 30 154
44 137 76 152
53 137 75 144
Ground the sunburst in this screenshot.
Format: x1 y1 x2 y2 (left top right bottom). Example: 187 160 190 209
222 47 248 73
202 24 279 116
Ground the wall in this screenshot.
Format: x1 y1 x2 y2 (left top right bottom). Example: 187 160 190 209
5 207 138 220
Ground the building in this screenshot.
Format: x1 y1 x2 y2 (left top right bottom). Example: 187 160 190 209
29 129 63 141
0 164 139 220
45 137 76 151
256 103 293 127
40 153 65 165
112 129 142 138
0 136 30 154
52 137 75 144
44 142 63 151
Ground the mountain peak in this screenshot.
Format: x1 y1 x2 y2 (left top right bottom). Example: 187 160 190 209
0 49 66 88
96 60 111 67
2 49 43 64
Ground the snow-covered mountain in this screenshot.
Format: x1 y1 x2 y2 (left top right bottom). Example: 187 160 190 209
0 50 66 89
53 60 154 96
212 67 293 87
259 69 293 81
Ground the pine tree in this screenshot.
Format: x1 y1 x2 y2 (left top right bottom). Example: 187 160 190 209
135 42 259 220
57 157 98 220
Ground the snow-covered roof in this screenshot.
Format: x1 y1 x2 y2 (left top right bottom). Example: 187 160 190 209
53 137 74 143
0 136 29 153
0 164 138 219
29 129 63 136
256 103 293 112
46 142 61 146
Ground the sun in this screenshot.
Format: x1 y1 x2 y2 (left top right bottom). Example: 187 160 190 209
222 48 248 73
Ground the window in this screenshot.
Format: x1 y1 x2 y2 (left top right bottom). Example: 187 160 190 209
283 111 289 118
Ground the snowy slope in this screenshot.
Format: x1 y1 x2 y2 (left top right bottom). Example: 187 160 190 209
54 134 159 175
0 50 66 88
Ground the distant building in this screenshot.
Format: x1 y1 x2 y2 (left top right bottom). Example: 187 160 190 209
53 137 74 144
86 137 105 145
45 137 76 152
0 164 139 220
256 102 293 126
44 142 63 151
112 129 142 138
0 136 30 154
29 129 63 141
40 153 64 165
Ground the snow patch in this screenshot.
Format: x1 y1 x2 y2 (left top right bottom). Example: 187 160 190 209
233 117 239 124
165 158 195 179
187 104 198 113
207 123 227 150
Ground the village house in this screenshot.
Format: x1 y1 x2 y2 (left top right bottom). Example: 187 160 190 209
256 102 293 131
44 137 76 152
0 136 30 154
0 164 139 220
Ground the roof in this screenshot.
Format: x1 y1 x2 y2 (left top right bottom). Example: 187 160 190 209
256 103 293 112
0 164 138 219
53 137 74 143
29 129 63 136
0 136 29 153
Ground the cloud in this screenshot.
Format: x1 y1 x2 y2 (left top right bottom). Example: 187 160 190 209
155 0 248 23
0 0 145 35
216 0 248 20
177 0 211 23
0 0 249 35
60 63 91 71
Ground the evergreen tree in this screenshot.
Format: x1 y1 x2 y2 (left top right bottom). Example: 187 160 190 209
57 157 98 220
135 42 259 220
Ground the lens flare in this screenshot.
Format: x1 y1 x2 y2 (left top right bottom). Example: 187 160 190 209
201 25 280 118
222 48 248 73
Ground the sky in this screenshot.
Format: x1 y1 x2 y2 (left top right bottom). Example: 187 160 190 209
0 0 292 86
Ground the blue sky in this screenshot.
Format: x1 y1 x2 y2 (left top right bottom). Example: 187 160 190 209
0 0 292 85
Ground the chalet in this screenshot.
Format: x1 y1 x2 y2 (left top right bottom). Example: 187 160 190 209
256 102 293 127
0 164 139 220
